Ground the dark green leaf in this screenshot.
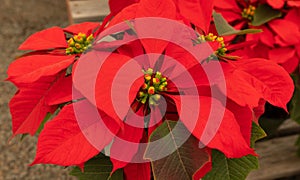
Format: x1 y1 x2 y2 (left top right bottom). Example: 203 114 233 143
213 11 262 36
65 63 73 76
69 153 123 180
252 4 282 26
36 113 52 135
203 150 258 180
144 120 210 180
250 122 267 147
290 74 300 124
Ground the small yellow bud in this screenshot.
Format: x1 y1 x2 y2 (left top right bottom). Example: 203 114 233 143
75 43 82 50
216 37 224 42
144 74 151 81
67 38 75 46
139 91 145 97
155 71 162 79
158 85 165 91
86 34 94 42
78 32 86 39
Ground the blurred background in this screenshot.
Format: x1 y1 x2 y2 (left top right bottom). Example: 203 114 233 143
0 0 75 179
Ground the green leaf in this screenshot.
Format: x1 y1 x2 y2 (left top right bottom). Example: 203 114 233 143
65 63 73 76
290 74 300 157
213 11 262 36
203 122 266 180
69 153 123 180
252 4 282 26
295 136 300 156
290 74 300 124
144 120 210 180
203 150 258 180
250 122 267 147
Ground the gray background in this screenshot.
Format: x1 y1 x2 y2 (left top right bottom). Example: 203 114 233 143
0 0 76 179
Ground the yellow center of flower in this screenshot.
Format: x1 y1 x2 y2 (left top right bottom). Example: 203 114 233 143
138 68 167 105
66 33 94 55
199 33 227 57
242 5 256 21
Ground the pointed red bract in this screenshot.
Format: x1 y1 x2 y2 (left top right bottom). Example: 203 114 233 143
19 27 67 50
9 76 57 135
7 54 75 85
31 103 100 166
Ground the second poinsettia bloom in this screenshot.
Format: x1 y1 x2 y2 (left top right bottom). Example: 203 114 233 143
214 0 300 73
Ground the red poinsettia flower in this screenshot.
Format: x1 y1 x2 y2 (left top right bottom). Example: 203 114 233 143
73 1 292 177
7 22 100 136
214 0 300 73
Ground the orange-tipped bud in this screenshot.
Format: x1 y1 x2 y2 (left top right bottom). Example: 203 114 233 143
142 83 148 90
74 35 83 43
153 78 160 85
148 86 155 95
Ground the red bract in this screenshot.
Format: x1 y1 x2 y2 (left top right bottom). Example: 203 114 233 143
30 100 120 166
30 103 99 166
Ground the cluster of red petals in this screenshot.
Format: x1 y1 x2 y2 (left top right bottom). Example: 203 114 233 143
215 0 300 73
6 0 295 179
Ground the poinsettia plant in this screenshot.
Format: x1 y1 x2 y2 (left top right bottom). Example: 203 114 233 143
6 0 295 179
